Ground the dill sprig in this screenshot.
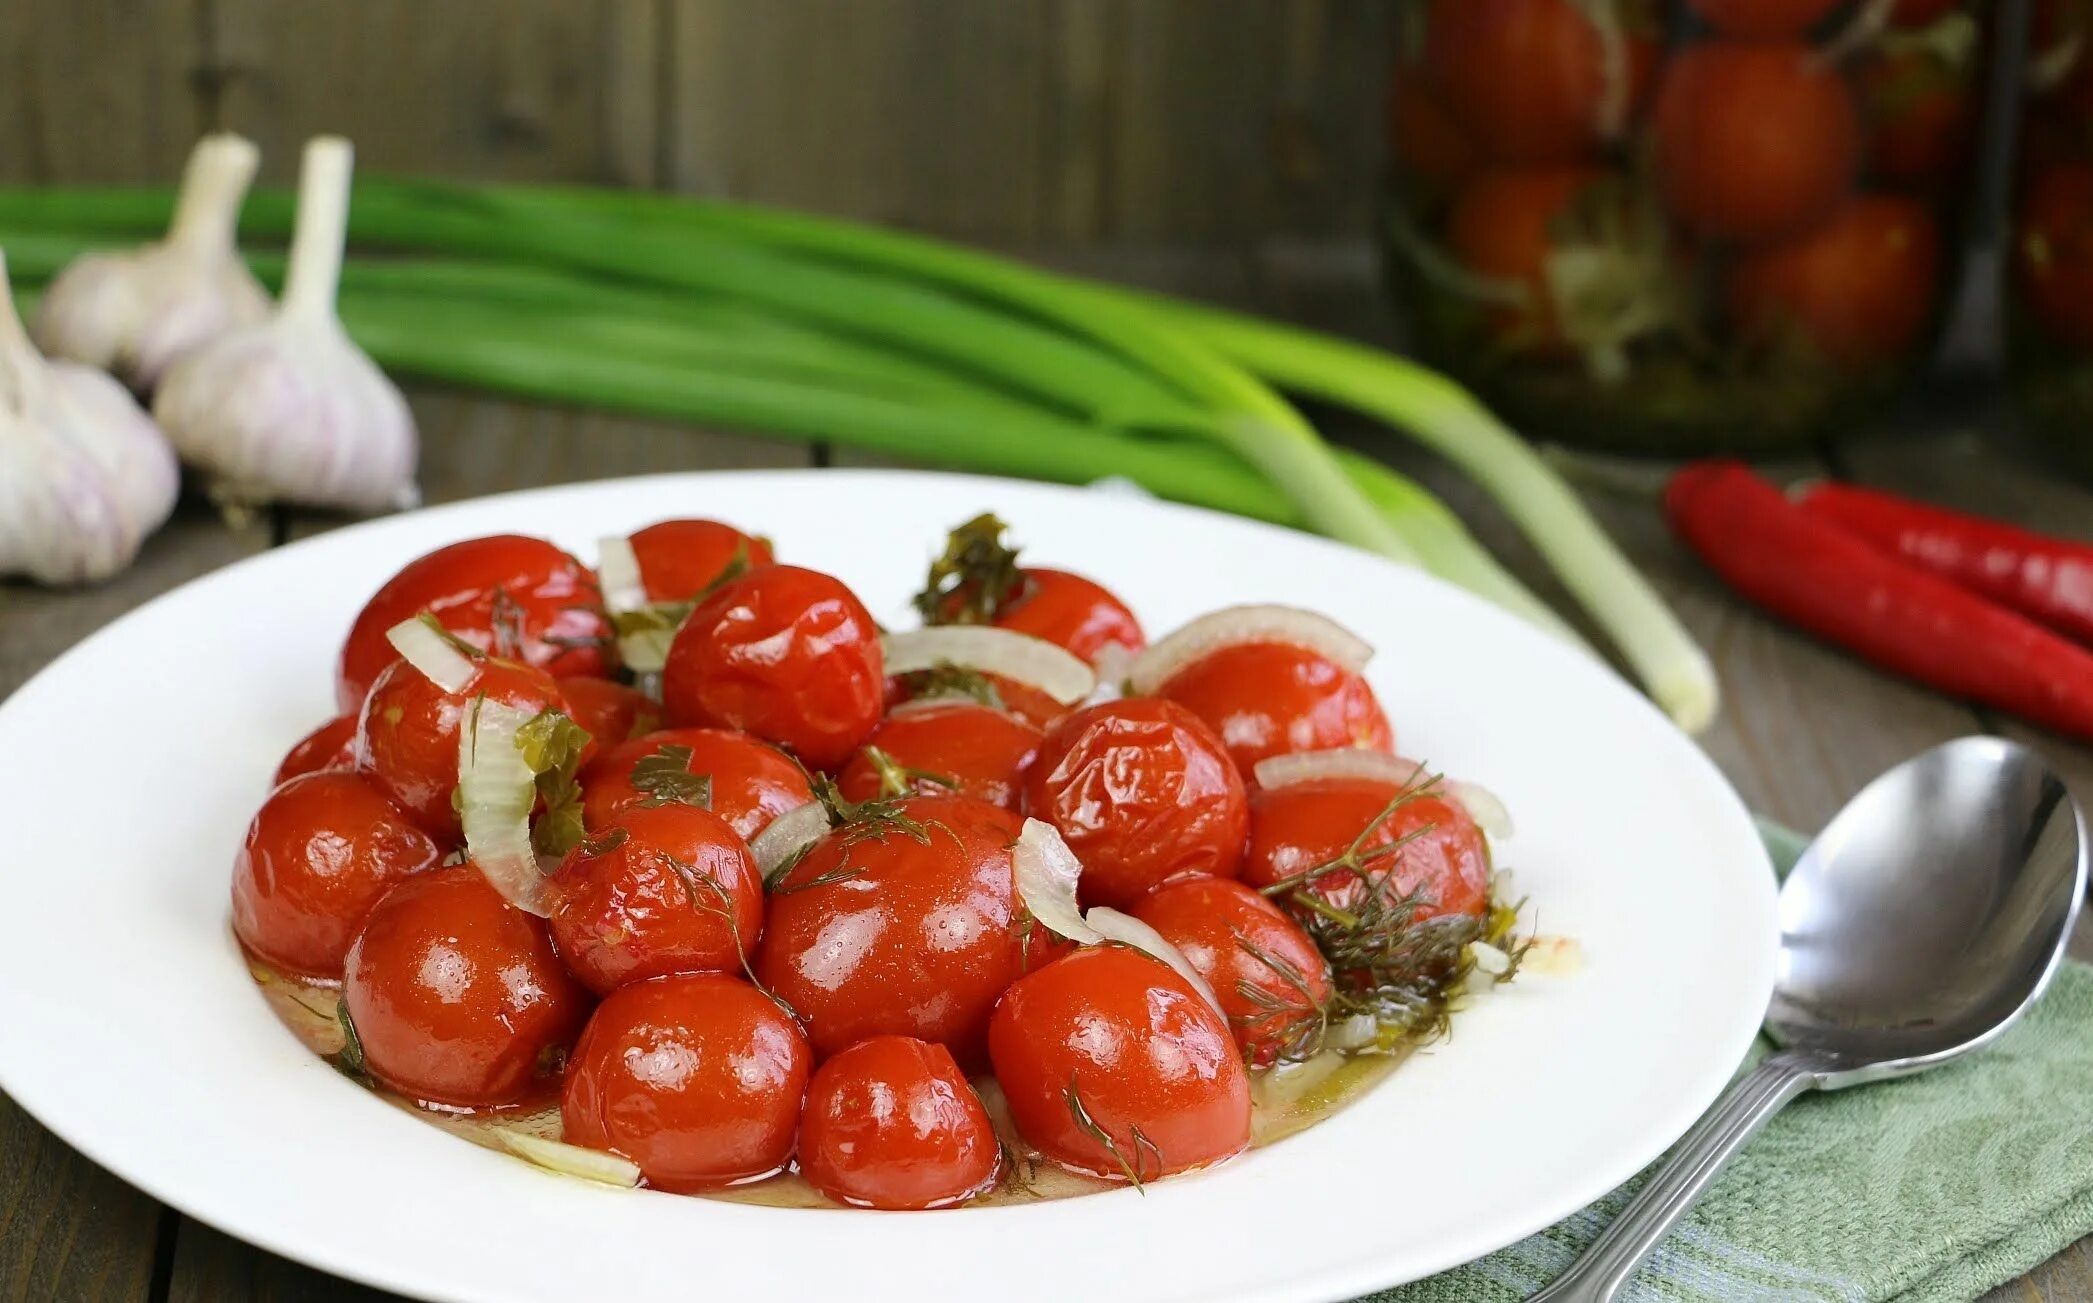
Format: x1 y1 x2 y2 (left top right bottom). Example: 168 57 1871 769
912 513 1026 625
860 745 959 800
325 998 373 1087
488 585 526 660
769 777 948 895
1063 1076 1163 1191
898 662 1007 712
659 849 792 1015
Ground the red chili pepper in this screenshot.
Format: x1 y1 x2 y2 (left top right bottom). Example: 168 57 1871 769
1666 460 2093 741
1794 481 2093 647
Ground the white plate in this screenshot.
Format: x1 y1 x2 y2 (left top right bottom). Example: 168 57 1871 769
0 470 1776 1303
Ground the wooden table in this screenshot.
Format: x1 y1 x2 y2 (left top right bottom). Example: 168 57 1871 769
3 257 2091 1302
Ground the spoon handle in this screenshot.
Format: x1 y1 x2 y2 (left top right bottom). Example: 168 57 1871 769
1525 1051 1820 1302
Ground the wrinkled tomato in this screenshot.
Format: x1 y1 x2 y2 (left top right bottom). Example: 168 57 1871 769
1242 777 1492 922
342 865 591 1109
582 727 814 840
1154 641 1394 780
1022 699 1248 909
661 565 884 771
798 1036 1001 1210
562 973 810 1191
836 701 1042 810
959 567 1146 664
628 518 775 603
335 535 611 714
990 946 1251 1182
1129 877 1334 1067
272 713 357 789
232 770 442 980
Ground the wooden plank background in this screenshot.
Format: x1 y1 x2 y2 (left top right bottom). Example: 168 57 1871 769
2 2 2092 1301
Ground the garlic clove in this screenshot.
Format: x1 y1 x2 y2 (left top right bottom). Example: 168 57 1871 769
0 249 180 585
153 137 419 514
32 134 269 393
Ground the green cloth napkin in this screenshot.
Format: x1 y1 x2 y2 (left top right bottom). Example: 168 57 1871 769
1368 821 2093 1303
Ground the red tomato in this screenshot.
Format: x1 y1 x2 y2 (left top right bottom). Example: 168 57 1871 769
272 713 357 789
1022 699 1248 909
582 727 813 841
984 568 1145 663
989 946 1251 1182
888 672 1071 733
1891 0 1964 24
661 565 884 771
798 1036 1001 1210
335 535 612 714
343 865 591 1109
2017 163 2093 349
1128 877 1335 1067
355 656 576 844
1688 0 1839 36
1425 0 1616 163
836 702 1042 811
1242 778 1492 922
1728 196 1941 370
628 518 775 604
232 771 442 980
1447 167 1603 348
755 795 1027 1064
1654 43 1858 243
1857 49 1973 194
545 804 765 996
1154 642 1394 780
1388 77 1480 190
562 973 810 1191
556 677 659 748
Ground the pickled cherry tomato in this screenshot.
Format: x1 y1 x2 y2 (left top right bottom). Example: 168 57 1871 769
755 795 1027 1064
232 770 442 979
1687 0 1839 37
888 672 1070 732
581 727 813 840
557 677 659 748
798 1036 1001 1210
1243 778 1492 922
989 946 1251 1183
628 518 775 603
1425 0 1621 165
355 656 575 843
272 714 357 789
335 535 612 714
562 973 810 1192
545 803 765 996
343 865 591 1109
1022 699 1247 909
836 701 1042 811
661 565 884 771
1154 641 1394 779
1129 877 1334 1066
978 568 1145 663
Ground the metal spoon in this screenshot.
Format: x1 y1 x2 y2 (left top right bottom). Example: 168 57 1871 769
1530 735 2087 1302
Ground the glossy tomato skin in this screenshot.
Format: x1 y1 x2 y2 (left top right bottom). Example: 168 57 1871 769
335 535 612 714
562 973 810 1191
1243 778 1491 921
1425 0 1615 164
1154 642 1394 780
889 674 1071 733
1022 699 1248 909
661 565 884 771
557 677 659 748
1653 43 1857 243
1728 197 1941 371
1858 48 1974 195
754 796 1027 1064
1447 167 1602 347
1687 0 1838 37
581 727 813 840
798 1036 1001 1210
989 946 1251 1182
545 803 765 996
232 771 442 980
1129 877 1334 1067
992 568 1145 662
628 518 775 604
272 714 358 789
355 657 575 844
836 702 1043 811
2017 163 2093 349
343 865 591 1109
1388 75 1480 190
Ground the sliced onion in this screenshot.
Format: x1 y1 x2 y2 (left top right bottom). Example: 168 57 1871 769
1013 818 1101 946
386 616 477 694
1447 780 1514 842
1326 1012 1380 1052
1088 640 1136 702
1466 940 1513 977
1127 605 1372 695
458 698 551 916
881 627 1095 705
490 1129 641 1188
1252 749 1426 792
751 800 832 881
1086 907 1227 1022
595 535 647 613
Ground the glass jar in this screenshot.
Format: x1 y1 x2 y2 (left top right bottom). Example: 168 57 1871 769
1383 0 1985 453
2008 0 2093 481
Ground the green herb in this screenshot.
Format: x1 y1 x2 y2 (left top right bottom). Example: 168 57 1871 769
769 777 946 895
325 999 372 1087
1230 930 1333 1066
516 708 592 858
487 586 526 660
912 513 1025 625
416 611 483 659
859 745 957 800
664 851 792 1015
628 743 712 809
576 826 629 857
898 663 1006 712
1063 1076 1161 1191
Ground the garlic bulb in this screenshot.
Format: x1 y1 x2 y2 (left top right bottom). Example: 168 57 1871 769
32 134 269 394
0 249 180 584
154 137 419 513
